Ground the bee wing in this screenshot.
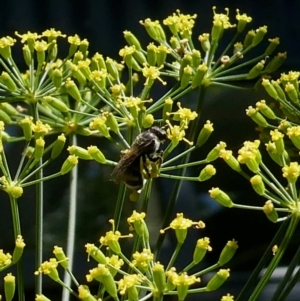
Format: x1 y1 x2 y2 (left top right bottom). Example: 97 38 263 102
111 134 155 182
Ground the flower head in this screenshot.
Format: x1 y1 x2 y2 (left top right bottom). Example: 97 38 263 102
132 248 154 271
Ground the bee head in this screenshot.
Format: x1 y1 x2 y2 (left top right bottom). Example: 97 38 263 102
149 126 167 142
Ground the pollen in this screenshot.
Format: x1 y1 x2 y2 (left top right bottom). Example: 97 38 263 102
31 120 52 135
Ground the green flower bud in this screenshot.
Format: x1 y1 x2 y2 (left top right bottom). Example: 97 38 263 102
0 72 17 92
246 106 269 127
156 45 169 66
262 79 278 100
218 240 238 265
219 150 241 172
79 39 89 56
65 78 81 101
199 33 210 52
270 129 285 155
246 61 265 79
152 262 166 292
123 30 141 50
22 45 32 66
191 63 208 88
35 294 52 301
51 134 66 160
53 246 69 269
133 50 147 65
263 200 278 223
85 244 107 264
52 69 62 89
196 120 214 147
256 100 276 119
106 57 119 81
0 109 12 124
87 146 106 164
209 188 233 208
142 114 154 128
147 43 157 66
198 164 216 182
12 235 25 264
44 96 69 113
179 54 192 79
180 65 192 89
287 126 300 149
271 80 286 100
0 103 18 116
34 137 45 161
236 9 252 33
191 50 201 69
78 285 98 301
163 97 173 121
206 269 230 291
68 145 92 160
193 237 211 264
60 155 78 175
243 30 255 48
265 37 280 56
205 142 227 163
97 265 118 298
265 142 285 166
250 175 265 195
264 52 287 74
4 273 15 301
124 55 141 71
6 183 23 199
211 19 223 41
48 42 58 61
251 26 267 47
285 82 298 104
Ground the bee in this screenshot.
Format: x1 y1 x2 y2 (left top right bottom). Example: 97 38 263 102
111 126 167 191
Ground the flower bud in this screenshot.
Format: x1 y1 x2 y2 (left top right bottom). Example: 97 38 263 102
180 65 192 89
87 146 106 164
60 155 78 175
198 164 216 182
12 235 25 264
179 54 192 79
271 80 286 101
285 82 298 104
193 237 211 264
218 240 238 265
246 106 269 127
265 37 280 56
52 69 62 89
123 30 142 50
157 45 169 66
163 97 173 121
206 269 230 291
263 200 278 223
199 33 210 52
264 52 287 74
243 30 255 48
35 294 52 301
78 285 98 301
51 134 66 159
191 50 201 69
211 19 223 42
34 137 45 161
0 103 18 116
256 100 276 119
219 150 241 172
68 145 92 160
196 120 214 147
246 61 265 79
22 45 31 66
106 57 119 81
270 129 285 155
282 162 300 184
53 246 69 269
152 262 166 292
20 117 33 141
96 265 118 298
0 109 12 124
65 78 81 101
0 72 17 92
74 125 92 136
250 175 265 195
209 188 233 208
4 273 15 301
44 96 69 113
251 26 267 47
142 114 154 128
147 43 157 66
262 78 279 100
85 244 107 264
191 63 208 88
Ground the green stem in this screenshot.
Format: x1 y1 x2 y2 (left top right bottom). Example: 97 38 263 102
166 242 183 271
21 172 62 187
161 158 206 171
248 216 299 301
62 133 78 301
10 195 24 301
113 183 127 230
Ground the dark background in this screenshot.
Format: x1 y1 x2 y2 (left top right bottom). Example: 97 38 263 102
0 1 299 300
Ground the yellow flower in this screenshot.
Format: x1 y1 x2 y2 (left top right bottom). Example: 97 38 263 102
119 45 136 58
166 121 192 147
282 162 300 183
68 34 81 45
118 274 142 295
42 28 66 39
212 6 235 29
172 272 200 286
15 31 40 43
35 258 60 281
168 102 198 127
31 120 52 136
0 249 12 268
132 248 154 270
142 65 166 86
